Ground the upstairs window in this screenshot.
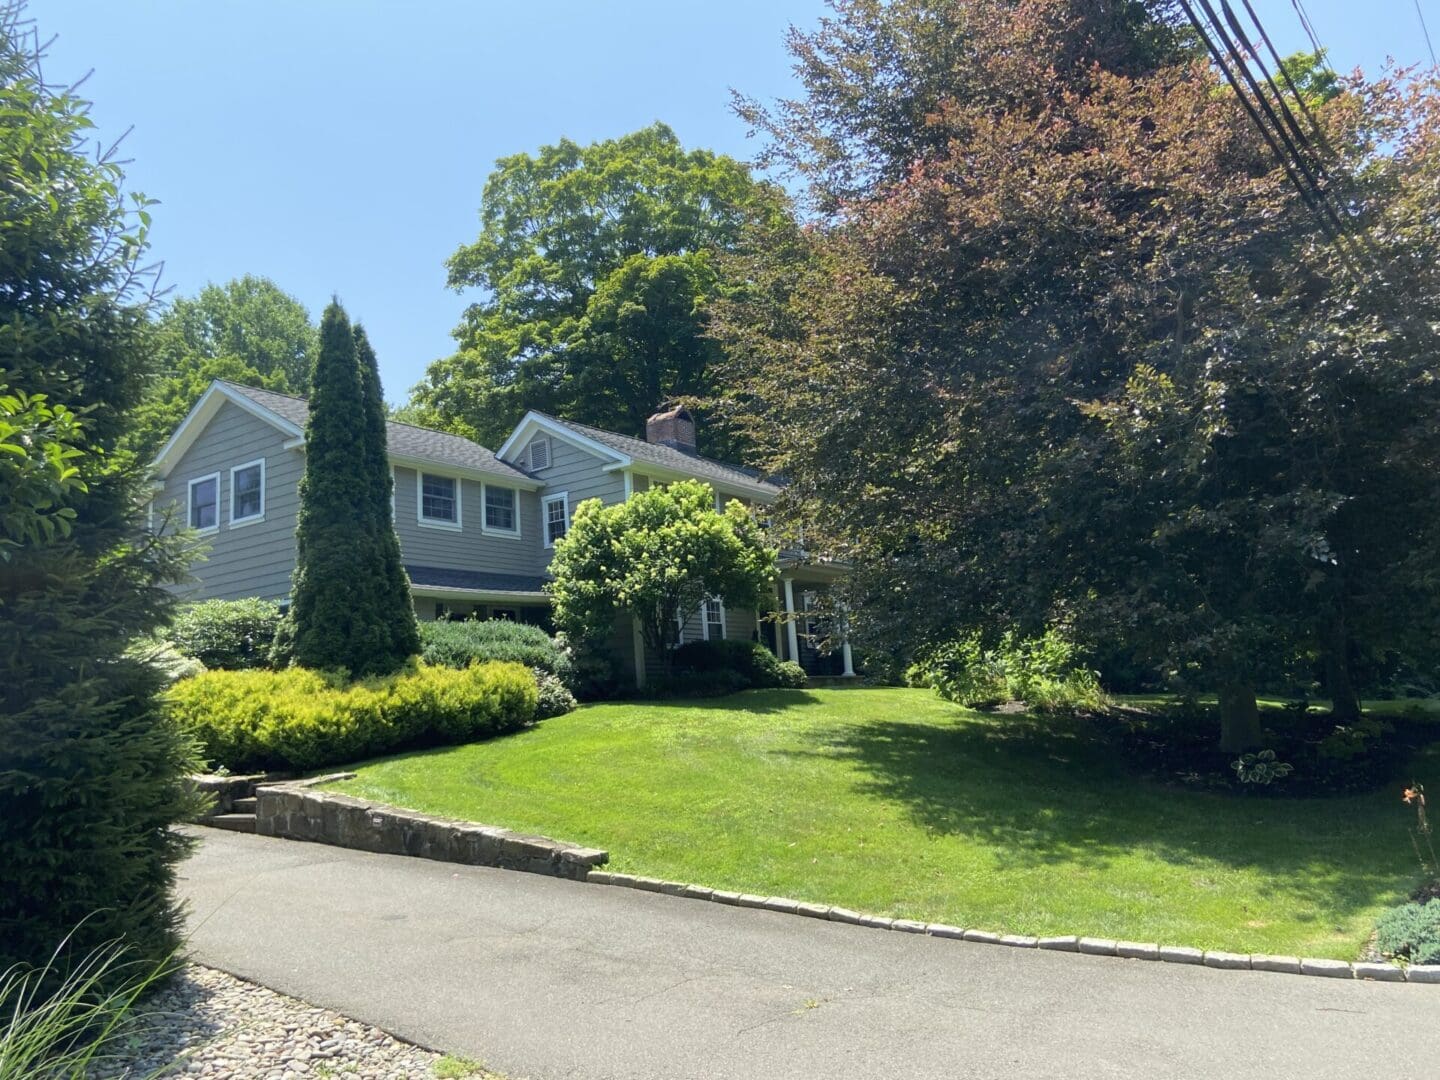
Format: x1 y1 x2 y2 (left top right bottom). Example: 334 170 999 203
543 492 569 547
421 473 459 525
484 485 517 533
188 474 219 532
231 459 265 524
528 437 550 471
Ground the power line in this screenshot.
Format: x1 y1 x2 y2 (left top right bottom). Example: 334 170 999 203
1416 1 1438 68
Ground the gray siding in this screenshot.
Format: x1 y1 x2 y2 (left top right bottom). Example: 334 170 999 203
156 400 300 601
505 432 627 575
392 466 540 576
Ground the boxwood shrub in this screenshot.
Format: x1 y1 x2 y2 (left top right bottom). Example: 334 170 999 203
167 661 537 772
655 640 808 697
167 598 283 670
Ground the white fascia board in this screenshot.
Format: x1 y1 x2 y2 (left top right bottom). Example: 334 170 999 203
497 412 629 468
600 460 779 503
385 452 544 490
150 381 303 479
409 585 552 602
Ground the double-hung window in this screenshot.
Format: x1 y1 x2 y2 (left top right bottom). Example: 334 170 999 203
420 473 459 526
543 492 569 547
484 485 517 534
230 459 265 525
188 473 220 533
702 597 726 641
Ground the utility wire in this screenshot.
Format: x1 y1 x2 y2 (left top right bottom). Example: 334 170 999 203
1417 1 1438 67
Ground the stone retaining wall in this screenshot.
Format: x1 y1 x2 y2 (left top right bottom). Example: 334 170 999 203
254 775 608 880
187 772 280 817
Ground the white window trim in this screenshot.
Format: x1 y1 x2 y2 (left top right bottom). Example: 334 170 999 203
187 472 221 535
417 471 462 530
542 490 569 548
701 597 727 641
228 458 266 527
528 437 551 471
481 482 522 539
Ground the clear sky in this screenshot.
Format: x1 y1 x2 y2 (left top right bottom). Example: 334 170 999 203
34 0 1439 407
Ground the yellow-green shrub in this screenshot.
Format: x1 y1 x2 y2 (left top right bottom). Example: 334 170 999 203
166 661 538 771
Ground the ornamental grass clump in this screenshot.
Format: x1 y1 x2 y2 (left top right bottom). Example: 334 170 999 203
166 661 537 772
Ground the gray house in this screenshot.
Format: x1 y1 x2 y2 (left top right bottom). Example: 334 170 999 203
151 380 852 685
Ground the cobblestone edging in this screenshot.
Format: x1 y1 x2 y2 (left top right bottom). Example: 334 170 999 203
582 870 1439 985
254 775 609 880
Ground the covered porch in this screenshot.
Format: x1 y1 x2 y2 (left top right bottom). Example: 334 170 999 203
762 561 856 679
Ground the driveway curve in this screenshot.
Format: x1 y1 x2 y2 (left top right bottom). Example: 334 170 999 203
180 829 1436 1080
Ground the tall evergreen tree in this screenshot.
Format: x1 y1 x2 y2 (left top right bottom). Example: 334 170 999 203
278 301 416 675
355 324 420 664
0 1 199 980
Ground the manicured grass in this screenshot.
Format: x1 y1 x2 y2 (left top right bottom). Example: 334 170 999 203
334 688 1439 959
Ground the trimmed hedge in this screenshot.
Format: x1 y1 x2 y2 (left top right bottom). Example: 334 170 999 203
420 620 574 683
167 598 283 670
653 640 808 697
167 661 537 772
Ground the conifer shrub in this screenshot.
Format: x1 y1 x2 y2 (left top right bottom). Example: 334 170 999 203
167 662 537 772
1374 899 1440 965
167 598 282 670
419 619 574 684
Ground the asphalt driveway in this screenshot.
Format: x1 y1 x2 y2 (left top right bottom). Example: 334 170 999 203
179 829 1437 1079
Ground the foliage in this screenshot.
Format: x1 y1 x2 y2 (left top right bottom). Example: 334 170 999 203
419 618 574 684
551 631 622 702
532 669 578 720
167 661 538 772
0 1 201 986
337 687 1438 959
404 123 784 454
1404 784 1437 881
0 929 175 1080
715 0 1440 752
122 276 317 460
166 598 281 670
1374 899 1440 965
1230 750 1294 786
276 301 418 676
671 638 808 691
548 480 775 676
124 638 206 685
1317 717 1394 762
909 629 1104 713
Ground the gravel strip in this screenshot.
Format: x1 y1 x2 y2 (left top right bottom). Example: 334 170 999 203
95 964 462 1079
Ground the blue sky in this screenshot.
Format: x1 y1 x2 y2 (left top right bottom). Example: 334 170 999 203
36 1 1439 406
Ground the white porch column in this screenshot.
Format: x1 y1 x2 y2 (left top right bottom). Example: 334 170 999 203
840 604 855 677
782 576 800 665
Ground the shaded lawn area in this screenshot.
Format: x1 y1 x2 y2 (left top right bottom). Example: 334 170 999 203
333 688 1439 959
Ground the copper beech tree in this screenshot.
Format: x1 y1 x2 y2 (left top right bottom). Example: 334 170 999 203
714 0 1440 749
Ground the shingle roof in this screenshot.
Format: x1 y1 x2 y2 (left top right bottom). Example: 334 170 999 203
405 565 550 595
221 382 533 483
535 413 783 496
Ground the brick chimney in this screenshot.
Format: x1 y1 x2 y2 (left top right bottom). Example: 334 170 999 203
645 404 696 454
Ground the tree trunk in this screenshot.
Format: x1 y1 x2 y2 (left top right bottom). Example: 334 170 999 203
1324 612 1362 724
1218 682 1262 752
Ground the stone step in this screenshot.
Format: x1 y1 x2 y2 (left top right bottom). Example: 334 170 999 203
231 796 258 813
207 813 257 834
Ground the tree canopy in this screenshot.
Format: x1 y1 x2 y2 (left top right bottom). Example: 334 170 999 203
714 0 1440 747
124 275 317 459
403 123 783 454
548 480 775 674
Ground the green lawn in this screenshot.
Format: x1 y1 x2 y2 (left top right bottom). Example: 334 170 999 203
333 688 1438 959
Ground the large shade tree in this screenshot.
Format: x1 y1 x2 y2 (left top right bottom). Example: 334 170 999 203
0 2 199 980
403 123 784 455
714 0 1440 748
548 480 775 675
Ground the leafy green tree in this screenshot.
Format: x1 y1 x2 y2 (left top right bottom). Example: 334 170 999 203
123 276 317 459
715 0 1440 749
0 1 200 981
549 480 775 675
277 302 417 676
405 123 783 453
